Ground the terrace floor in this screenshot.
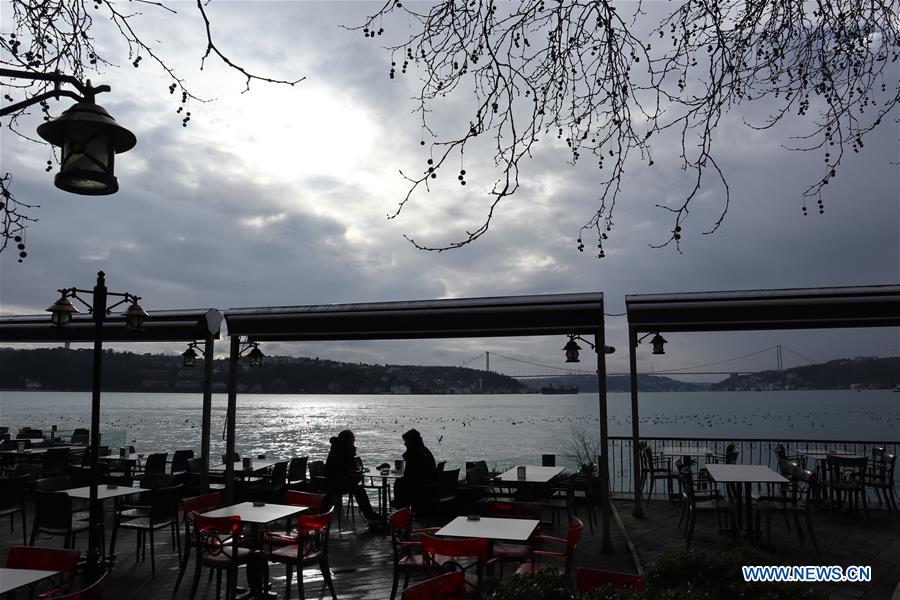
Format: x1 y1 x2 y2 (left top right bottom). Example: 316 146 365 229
4 496 898 599
616 498 900 599
2 498 636 600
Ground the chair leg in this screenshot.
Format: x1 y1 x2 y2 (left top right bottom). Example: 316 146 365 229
188 552 202 600
296 562 305 600
215 568 222 600
173 541 191 596
322 560 338 600
804 511 821 557
390 567 400 600
887 486 900 519
150 527 157 578
285 565 293 599
20 511 27 546
647 477 655 505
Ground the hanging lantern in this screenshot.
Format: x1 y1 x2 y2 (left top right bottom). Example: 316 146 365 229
563 338 581 363
36 101 136 195
46 296 79 327
182 347 198 367
650 333 667 355
247 345 263 368
122 302 149 331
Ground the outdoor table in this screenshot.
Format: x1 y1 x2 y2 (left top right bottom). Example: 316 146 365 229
704 464 787 540
0 445 84 456
64 484 149 500
210 460 279 473
0 567 60 597
498 465 563 500
362 467 404 516
203 502 308 599
437 515 540 574
661 446 711 469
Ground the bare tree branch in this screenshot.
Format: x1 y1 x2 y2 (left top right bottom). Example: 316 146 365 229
0 0 303 259
361 0 899 256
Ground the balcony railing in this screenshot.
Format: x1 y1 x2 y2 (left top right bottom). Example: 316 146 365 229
605 436 899 497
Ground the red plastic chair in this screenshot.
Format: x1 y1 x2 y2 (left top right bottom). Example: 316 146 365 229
265 506 337 600
5 546 81 598
515 516 583 577
419 534 498 597
172 492 223 595
51 571 108 600
483 501 541 562
387 506 440 600
284 490 327 510
576 567 646 592
189 514 255 600
401 571 466 600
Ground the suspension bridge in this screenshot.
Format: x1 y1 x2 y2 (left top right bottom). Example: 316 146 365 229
459 344 820 378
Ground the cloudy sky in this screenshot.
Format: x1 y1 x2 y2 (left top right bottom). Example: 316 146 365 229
1 2 897 380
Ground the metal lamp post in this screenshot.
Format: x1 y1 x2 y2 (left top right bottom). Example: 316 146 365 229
46 271 147 581
1 68 136 195
181 340 216 490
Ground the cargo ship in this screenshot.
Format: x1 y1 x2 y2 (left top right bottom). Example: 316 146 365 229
540 385 579 394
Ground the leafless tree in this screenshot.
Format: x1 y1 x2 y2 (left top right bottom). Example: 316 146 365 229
0 0 302 261
358 0 899 256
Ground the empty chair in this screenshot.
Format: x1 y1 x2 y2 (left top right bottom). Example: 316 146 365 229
515 516 583 577
482 501 542 563
42 448 70 478
417 468 461 516
287 456 308 489
401 571 466 600
171 449 195 477
30 491 90 549
866 452 898 518
825 455 869 522
0 475 29 544
284 490 327 511
5 546 82 598
639 444 677 504
387 506 439 600
49 571 108 600
172 491 223 596
264 506 338 600
109 484 182 577
242 461 288 503
677 467 734 546
189 514 256 600
755 467 821 556
70 429 89 445
420 534 499 597
307 460 327 493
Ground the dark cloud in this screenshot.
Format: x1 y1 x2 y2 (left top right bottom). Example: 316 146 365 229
1 2 897 376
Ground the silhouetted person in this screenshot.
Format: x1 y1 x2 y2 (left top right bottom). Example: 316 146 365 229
324 429 381 523
392 428 437 508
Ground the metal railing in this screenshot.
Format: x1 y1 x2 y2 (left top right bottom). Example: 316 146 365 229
606 436 899 497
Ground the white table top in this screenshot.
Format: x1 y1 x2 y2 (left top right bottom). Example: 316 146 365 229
363 467 404 479
498 465 563 483
437 516 539 541
209 460 279 473
661 447 710 457
705 464 788 484
203 502 306 525
65 484 150 500
0 568 60 594
0 445 84 456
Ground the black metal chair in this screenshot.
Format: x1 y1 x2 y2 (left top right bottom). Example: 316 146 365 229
171 449 194 479
0 475 29 544
639 444 677 504
42 448 70 478
287 456 308 490
865 452 898 518
30 491 91 549
677 467 734 546
824 454 869 522
109 483 182 577
755 467 821 556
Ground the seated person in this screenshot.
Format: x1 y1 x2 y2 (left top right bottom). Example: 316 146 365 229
392 428 437 508
324 429 382 524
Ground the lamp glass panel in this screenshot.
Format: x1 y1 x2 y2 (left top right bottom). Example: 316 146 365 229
62 134 112 173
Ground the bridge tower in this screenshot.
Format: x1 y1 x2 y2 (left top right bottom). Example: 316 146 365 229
486 351 490 373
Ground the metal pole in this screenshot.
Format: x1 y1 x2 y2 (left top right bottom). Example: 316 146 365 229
595 330 612 553
200 337 214 491
629 326 644 518
224 336 240 504
87 271 107 581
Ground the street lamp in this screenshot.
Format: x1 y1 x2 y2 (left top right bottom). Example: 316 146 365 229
1 68 136 195
634 332 667 355
44 271 147 581
181 345 200 367
562 334 616 363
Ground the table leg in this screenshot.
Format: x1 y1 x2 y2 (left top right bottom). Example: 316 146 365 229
743 482 755 542
237 523 277 600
